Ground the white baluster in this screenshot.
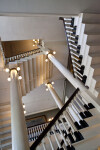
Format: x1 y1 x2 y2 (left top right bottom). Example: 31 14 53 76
71 55 80 62
42 139 47 150
67 108 75 122
52 127 62 149
74 98 86 112
64 18 72 21
66 30 73 34
47 133 54 150
65 26 74 30
56 121 69 147
69 43 77 48
71 103 82 120
60 117 76 141
70 47 77 52
70 51 79 58
63 111 77 133
68 106 80 124
72 60 81 68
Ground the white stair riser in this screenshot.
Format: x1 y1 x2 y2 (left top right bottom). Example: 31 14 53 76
85 67 94 87
89 79 96 94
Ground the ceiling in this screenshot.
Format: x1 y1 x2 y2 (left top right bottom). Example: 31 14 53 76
0 15 68 115
0 0 100 15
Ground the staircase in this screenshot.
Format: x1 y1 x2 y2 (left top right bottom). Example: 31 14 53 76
30 88 100 150
0 13 100 150
5 52 53 97
81 13 100 99
16 53 53 96
60 13 100 99
0 102 11 150
0 40 53 97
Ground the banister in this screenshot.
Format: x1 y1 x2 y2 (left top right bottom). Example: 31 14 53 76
59 17 75 77
30 88 79 150
6 48 42 64
59 17 87 85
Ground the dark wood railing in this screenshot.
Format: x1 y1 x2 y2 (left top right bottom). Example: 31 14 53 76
6 48 42 64
30 88 79 150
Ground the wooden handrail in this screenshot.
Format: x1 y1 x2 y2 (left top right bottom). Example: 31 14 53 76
6 48 42 64
6 48 40 58
30 88 79 150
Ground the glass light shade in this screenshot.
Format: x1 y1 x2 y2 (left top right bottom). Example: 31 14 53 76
7 77 11 82
53 51 56 54
18 76 22 80
45 59 48 62
5 68 9 72
45 51 49 55
17 67 20 71
24 110 26 114
51 81 54 85
46 88 48 91
23 104 25 108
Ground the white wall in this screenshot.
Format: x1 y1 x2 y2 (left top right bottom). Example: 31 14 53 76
0 0 100 15
0 16 65 41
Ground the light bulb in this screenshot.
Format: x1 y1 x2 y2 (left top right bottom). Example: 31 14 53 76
18 76 22 80
17 67 20 71
45 83 47 86
48 118 52 122
24 110 26 114
5 68 9 72
7 77 11 82
51 81 54 85
53 51 56 55
33 39 35 41
23 104 25 108
45 51 49 55
48 117 53 122
45 59 48 62
33 44 35 47
46 88 48 91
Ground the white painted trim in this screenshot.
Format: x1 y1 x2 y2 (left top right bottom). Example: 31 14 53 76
0 13 78 17
25 106 58 117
